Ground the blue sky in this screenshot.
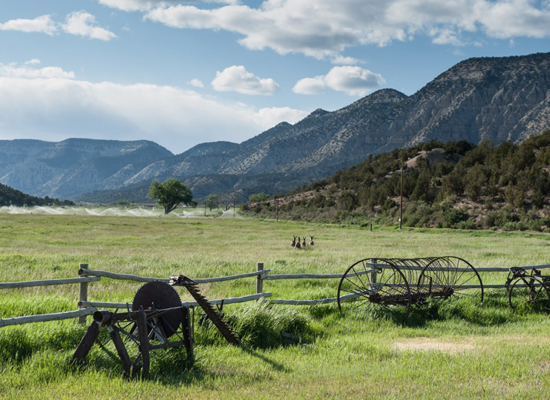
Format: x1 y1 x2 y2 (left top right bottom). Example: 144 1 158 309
0 0 549 154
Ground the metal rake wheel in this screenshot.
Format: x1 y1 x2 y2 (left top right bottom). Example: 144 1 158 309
417 256 484 303
337 258 412 318
508 274 550 311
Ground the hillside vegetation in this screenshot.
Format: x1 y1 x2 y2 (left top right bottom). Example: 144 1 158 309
249 130 550 231
0 182 73 207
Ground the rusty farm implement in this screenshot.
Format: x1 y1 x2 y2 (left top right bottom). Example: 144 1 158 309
73 275 239 376
337 256 484 318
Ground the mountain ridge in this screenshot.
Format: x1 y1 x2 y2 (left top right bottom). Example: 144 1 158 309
1 52 549 202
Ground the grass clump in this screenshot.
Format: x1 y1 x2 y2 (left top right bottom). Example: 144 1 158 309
197 301 315 349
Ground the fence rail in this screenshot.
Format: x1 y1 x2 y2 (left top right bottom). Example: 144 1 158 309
0 308 97 328
0 277 100 289
1 261 547 328
79 268 270 284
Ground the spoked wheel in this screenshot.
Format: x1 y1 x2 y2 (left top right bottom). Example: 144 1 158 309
417 256 484 303
508 278 550 311
337 258 411 318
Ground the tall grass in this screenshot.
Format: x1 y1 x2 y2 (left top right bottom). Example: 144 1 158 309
1 214 550 398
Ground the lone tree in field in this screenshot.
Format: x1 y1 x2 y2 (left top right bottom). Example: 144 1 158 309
149 179 196 214
205 194 220 211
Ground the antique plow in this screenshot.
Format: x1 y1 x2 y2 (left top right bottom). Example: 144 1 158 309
337 256 484 318
73 276 239 376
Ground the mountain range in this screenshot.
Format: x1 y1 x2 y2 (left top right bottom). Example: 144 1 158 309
1 52 549 202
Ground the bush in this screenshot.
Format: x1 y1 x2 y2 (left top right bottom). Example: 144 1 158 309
442 208 469 228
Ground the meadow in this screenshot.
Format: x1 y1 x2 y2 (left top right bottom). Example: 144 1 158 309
1 212 550 398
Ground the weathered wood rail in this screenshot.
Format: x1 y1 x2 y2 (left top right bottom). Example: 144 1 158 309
0 264 98 327
2 261 548 327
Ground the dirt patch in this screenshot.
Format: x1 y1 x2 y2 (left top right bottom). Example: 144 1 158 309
393 337 476 354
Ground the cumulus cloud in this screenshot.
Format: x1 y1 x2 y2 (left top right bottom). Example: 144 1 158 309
0 65 306 153
0 63 75 79
0 15 57 35
98 0 238 12
211 65 279 95
293 66 385 97
62 11 117 41
187 78 204 88
144 0 550 58
331 56 363 65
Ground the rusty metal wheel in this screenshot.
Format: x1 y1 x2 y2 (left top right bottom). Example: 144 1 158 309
337 258 411 318
417 256 484 303
508 277 550 311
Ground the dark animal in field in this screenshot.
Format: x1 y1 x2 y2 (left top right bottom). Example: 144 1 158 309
302 237 307 247
309 236 314 246
295 237 301 249
291 236 296 247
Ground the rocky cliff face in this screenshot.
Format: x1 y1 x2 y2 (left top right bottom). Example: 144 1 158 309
1 53 549 201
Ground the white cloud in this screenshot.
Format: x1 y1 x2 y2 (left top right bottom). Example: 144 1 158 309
293 66 385 97
292 76 326 95
429 28 465 46
0 66 306 153
98 0 238 12
0 63 75 79
331 56 362 65
188 78 204 88
144 0 550 58
24 59 42 65
211 65 279 95
256 107 308 128
0 15 57 35
62 11 117 41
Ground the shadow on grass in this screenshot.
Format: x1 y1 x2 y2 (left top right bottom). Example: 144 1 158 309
240 345 290 373
70 340 290 386
0 324 88 365
337 290 536 329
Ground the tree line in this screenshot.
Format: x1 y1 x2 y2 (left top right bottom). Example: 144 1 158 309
0 183 74 207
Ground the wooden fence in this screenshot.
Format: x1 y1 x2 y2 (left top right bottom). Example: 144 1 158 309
2 262 550 328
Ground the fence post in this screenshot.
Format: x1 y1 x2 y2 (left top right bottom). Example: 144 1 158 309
256 263 264 298
78 263 89 324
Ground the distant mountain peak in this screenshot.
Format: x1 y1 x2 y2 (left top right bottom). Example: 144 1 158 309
308 108 329 117
2 52 549 203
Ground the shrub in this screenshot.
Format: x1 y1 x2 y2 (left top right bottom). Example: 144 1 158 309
442 208 469 228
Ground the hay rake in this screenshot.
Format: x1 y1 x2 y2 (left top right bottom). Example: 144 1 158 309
337 256 484 318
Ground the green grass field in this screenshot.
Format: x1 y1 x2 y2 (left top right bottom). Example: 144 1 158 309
1 213 550 399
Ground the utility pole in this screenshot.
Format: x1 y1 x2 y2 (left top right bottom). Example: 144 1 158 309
399 159 404 230
233 195 236 218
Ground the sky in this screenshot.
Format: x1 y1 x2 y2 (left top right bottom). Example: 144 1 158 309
0 0 549 154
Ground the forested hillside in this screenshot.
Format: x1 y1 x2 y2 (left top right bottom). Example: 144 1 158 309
248 130 550 231
0 183 73 207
